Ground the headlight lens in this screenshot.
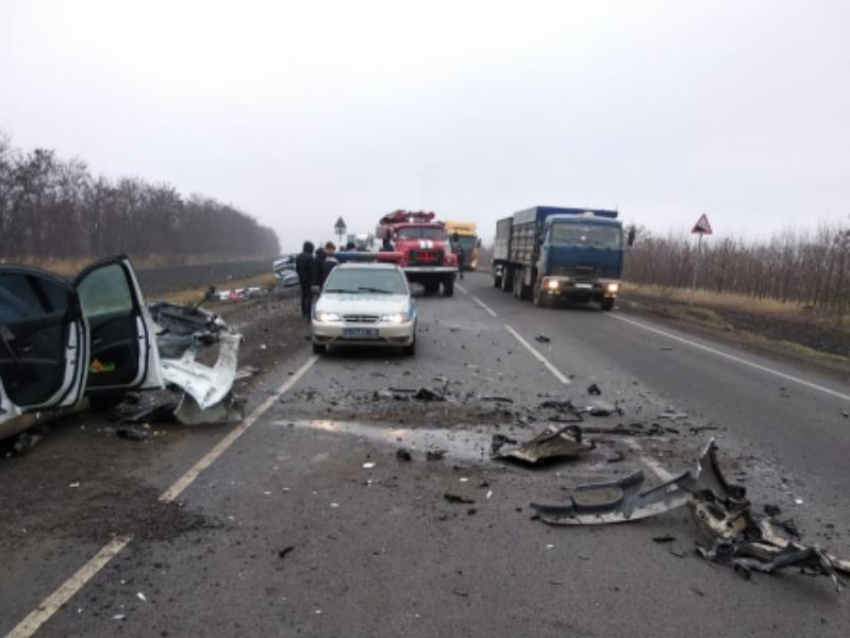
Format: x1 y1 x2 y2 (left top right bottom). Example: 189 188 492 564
381 312 411 324
315 311 342 323
607 283 619 293
546 279 560 290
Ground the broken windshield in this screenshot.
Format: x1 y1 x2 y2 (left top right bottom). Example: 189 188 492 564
550 223 622 250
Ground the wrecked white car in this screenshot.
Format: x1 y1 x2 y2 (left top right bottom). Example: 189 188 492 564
0 256 241 441
0 257 162 439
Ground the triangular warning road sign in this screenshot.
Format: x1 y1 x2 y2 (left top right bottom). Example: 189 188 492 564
691 213 713 235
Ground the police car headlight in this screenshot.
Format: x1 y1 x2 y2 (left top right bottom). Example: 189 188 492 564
381 312 411 324
315 311 342 323
546 279 560 290
607 283 619 293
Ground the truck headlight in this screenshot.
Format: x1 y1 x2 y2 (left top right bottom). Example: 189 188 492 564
546 279 560 290
606 283 619 293
315 311 342 323
381 312 411 324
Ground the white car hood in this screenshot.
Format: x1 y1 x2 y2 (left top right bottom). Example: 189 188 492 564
316 293 410 316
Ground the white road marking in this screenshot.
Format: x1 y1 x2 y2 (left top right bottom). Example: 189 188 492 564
5 356 319 638
505 325 570 385
160 355 319 503
456 284 499 317
609 313 850 403
6 535 132 638
624 439 676 482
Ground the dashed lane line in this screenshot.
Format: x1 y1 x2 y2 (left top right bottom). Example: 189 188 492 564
159 355 319 503
5 536 132 638
505 325 571 385
608 313 850 403
456 283 498 317
5 355 319 638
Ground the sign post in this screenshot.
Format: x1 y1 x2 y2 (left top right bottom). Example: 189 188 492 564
334 217 347 246
690 213 713 292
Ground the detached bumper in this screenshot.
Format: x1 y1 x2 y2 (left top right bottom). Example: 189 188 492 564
539 277 620 301
312 321 416 347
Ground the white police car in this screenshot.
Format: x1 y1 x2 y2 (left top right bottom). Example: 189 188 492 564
312 263 417 355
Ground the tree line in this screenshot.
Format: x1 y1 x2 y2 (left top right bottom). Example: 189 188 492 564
624 224 850 317
0 133 279 266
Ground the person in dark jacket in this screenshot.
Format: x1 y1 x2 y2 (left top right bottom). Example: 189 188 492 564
313 245 326 287
451 233 465 280
295 241 315 317
322 242 339 283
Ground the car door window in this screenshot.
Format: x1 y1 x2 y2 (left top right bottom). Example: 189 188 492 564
76 263 140 387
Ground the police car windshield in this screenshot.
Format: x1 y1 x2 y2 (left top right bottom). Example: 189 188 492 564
396 227 445 240
324 268 408 294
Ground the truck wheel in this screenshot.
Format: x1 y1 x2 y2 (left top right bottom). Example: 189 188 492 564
424 281 440 295
312 342 327 355
493 275 502 288
501 269 512 293
513 273 529 300
443 277 455 297
600 298 615 311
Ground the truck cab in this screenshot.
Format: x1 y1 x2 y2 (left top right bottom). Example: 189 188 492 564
536 214 623 310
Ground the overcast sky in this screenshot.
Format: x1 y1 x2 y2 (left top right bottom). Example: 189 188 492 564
2 0 848 251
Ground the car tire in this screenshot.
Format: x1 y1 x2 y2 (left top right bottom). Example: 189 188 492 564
402 338 416 356
533 285 547 307
312 342 326 355
443 278 454 297
600 298 615 311
493 275 502 288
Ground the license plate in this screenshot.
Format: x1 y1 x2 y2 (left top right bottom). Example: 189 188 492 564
342 328 379 339
575 283 593 290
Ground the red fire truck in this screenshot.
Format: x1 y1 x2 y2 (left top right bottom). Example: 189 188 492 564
376 210 458 296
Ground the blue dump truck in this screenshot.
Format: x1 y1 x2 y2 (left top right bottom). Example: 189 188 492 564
492 206 625 310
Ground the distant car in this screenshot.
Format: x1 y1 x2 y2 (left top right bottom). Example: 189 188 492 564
272 255 299 287
312 263 417 356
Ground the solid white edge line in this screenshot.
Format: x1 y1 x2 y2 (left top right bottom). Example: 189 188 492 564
505 325 571 385
6 535 132 638
5 355 319 638
159 355 319 503
608 314 850 403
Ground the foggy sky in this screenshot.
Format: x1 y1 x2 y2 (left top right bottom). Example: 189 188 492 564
2 0 848 252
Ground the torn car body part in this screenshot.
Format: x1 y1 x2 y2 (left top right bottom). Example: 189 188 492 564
497 425 593 465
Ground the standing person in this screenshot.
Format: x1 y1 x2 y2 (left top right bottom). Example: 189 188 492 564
451 232 465 281
295 241 315 318
322 242 339 283
313 243 326 290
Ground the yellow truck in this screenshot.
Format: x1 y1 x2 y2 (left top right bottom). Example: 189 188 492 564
444 221 480 271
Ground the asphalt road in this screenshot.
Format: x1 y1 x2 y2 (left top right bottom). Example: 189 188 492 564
3 272 850 637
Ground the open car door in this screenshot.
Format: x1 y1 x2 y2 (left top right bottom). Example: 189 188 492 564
0 267 88 427
73 256 163 395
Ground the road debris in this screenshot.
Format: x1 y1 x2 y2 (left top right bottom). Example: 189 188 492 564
444 492 475 504
278 546 295 559
587 383 601 396
535 335 551 343
116 425 151 442
496 425 593 465
426 450 446 461
652 534 676 544
396 448 412 462
530 439 850 590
